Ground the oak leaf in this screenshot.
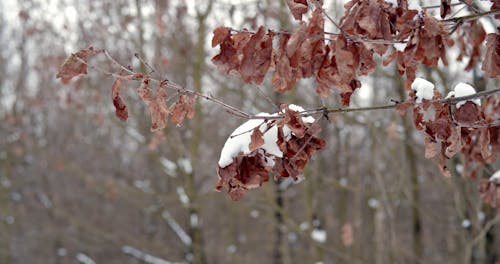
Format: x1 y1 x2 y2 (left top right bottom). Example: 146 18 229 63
482 33 500 78
171 95 195 125
285 0 308 21
56 46 103 84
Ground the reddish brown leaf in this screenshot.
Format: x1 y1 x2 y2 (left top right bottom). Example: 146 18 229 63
249 127 264 152
395 100 414 116
482 33 500 78
445 126 462 158
285 0 308 21
111 78 128 121
56 47 103 84
149 88 169 132
424 137 439 159
283 106 307 139
216 151 271 201
239 26 273 84
212 26 230 47
137 79 152 103
171 95 195 125
479 179 500 208
454 101 483 126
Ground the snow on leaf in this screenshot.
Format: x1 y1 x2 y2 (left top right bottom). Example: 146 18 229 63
447 82 481 108
479 178 500 209
171 95 195 125
285 0 308 21
481 33 500 78
491 170 500 182
411 77 434 103
56 46 103 84
216 105 325 200
111 77 128 121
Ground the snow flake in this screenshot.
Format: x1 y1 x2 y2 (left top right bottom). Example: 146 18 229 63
311 228 327 243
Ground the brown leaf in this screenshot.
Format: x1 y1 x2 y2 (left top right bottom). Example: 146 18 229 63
149 88 169 132
453 101 482 126
283 106 307 139
445 126 462 158
249 126 264 152
239 26 273 84
137 79 152 104
425 137 439 159
216 151 271 201
212 26 230 47
171 95 195 125
395 100 414 116
482 33 500 78
56 47 103 84
479 179 500 208
285 0 308 21
111 78 128 121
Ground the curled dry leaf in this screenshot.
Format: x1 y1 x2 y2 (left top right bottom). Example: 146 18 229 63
424 136 439 159
56 46 103 84
482 32 500 78
212 26 230 48
285 0 308 21
111 77 128 121
249 126 265 152
216 151 271 201
479 179 500 208
171 95 196 125
456 21 486 71
239 26 274 84
149 88 169 132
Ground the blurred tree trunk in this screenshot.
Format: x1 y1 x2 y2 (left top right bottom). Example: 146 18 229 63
182 2 214 263
397 76 423 263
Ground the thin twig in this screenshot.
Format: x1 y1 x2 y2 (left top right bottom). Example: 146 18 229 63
252 84 280 110
81 50 252 119
422 2 464 9
441 9 500 23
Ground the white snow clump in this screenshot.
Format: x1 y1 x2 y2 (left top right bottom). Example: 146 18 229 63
445 82 481 108
218 104 314 168
411 77 435 103
490 170 500 183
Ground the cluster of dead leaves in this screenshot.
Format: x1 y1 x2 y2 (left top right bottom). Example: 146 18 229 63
57 47 196 131
212 1 471 104
398 89 498 188
216 105 325 200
